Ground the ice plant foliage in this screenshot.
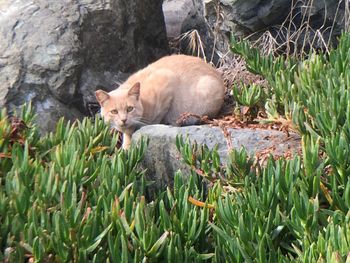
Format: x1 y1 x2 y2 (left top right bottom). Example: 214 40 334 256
2 32 350 262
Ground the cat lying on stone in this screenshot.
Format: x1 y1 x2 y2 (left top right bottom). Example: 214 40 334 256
95 54 225 149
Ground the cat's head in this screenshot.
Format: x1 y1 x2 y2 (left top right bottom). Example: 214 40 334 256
95 82 144 131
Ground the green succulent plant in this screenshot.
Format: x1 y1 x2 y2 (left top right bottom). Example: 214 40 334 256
2 32 350 263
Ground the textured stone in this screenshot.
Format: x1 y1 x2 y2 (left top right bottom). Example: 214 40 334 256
132 125 301 189
204 0 345 53
0 0 168 132
163 0 197 38
163 0 219 63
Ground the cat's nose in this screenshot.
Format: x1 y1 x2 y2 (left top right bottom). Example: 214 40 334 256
120 119 126 124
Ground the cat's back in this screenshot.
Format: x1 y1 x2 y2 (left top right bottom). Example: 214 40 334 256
121 54 225 125
144 55 225 124
147 54 220 79
125 54 221 86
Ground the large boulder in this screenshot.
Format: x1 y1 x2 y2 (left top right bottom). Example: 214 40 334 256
204 0 345 53
132 125 301 189
163 0 200 38
163 0 345 62
163 0 219 63
0 0 168 132
205 0 291 37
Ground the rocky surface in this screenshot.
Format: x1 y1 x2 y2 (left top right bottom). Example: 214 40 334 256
205 0 291 37
163 0 198 38
163 0 219 64
0 0 168 132
163 0 345 62
204 0 345 54
132 125 301 189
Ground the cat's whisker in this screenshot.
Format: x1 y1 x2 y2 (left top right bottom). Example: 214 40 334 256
134 116 151 124
138 119 151 125
132 119 151 127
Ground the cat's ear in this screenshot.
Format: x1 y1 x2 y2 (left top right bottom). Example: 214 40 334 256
95 90 110 106
128 82 140 100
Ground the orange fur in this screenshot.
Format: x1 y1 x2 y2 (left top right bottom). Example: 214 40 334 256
95 54 225 149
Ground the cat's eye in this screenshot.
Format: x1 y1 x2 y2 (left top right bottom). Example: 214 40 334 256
110 109 118 114
126 106 134 112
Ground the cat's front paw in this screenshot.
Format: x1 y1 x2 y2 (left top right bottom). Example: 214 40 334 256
122 141 131 150
121 133 132 150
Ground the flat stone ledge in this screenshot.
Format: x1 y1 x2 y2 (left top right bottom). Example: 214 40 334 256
132 124 301 189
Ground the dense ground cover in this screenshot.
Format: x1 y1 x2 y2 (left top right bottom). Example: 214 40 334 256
1 33 350 262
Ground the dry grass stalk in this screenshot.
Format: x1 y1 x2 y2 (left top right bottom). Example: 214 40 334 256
179 29 207 62
345 0 350 31
246 0 347 58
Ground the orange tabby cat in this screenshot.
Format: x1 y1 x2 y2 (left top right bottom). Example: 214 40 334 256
95 54 225 149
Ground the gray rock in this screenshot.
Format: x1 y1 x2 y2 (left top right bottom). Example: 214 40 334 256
132 125 301 189
163 0 198 38
205 0 345 54
205 0 291 36
163 0 219 64
0 0 168 132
